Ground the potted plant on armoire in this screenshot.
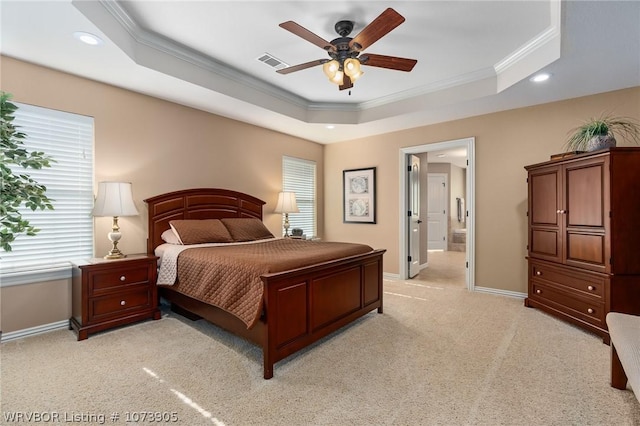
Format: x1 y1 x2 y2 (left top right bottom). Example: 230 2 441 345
565 115 640 152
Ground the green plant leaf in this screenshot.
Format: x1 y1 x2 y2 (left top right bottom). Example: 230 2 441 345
0 91 55 251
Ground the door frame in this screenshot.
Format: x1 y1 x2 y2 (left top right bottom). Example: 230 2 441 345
398 137 475 290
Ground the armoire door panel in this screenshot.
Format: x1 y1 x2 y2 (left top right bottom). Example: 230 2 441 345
566 233 605 266
566 163 605 228
531 229 560 258
530 171 560 226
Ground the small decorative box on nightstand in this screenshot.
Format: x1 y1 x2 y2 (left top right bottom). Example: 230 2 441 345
70 254 161 340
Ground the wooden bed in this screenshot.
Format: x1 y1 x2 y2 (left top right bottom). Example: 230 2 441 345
144 188 385 379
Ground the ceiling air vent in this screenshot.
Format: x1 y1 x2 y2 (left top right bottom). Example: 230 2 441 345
257 53 288 70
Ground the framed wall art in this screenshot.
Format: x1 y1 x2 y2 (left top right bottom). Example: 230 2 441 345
343 167 376 224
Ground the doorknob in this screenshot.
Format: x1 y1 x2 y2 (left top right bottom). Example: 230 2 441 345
417 220 423 224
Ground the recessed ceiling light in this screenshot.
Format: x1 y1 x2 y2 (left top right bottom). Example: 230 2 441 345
530 73 551 83
437 154 446 158
325 125 335 130
73 31 103 46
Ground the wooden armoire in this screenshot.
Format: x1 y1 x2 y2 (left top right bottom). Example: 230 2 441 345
525 147 640 343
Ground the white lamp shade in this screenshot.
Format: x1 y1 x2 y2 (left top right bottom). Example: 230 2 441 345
92 182 139 217
274 192 299 214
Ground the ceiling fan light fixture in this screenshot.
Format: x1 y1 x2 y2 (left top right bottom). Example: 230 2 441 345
329 69 344 85
344 58 363 82
323 60 340 79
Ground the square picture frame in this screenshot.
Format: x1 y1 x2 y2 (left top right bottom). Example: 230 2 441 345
343 167 376 224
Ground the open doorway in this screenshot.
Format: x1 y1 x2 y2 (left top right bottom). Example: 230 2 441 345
399 138 475 289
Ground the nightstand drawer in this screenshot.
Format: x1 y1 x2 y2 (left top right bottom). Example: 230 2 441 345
90 265 151 294
90 288 153 320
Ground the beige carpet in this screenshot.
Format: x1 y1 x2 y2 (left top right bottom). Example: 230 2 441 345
2 277 639 425
417 250 467 285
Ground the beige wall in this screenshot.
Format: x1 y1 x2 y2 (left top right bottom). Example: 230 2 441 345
325 86 640 293
1 280 70 333
0 56 323 333
448 164 466 234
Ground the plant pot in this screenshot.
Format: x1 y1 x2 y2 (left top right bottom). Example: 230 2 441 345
587 134 616 151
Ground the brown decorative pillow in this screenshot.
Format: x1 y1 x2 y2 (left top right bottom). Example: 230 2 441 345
169 219 233 245
221 218 274 242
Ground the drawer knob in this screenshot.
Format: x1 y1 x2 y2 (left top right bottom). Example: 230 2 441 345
536 289 542 294
587 285 595 291
535 271 542 276
120 300 126 306
120 276 126 282
587 308 594 314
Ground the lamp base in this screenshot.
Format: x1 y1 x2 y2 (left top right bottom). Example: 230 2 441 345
104 217 125 260
104 249 125 260
283 213 290 238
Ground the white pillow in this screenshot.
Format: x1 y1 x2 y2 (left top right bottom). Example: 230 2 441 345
161 228 182 245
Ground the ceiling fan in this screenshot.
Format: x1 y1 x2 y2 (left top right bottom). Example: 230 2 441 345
277 8 418 91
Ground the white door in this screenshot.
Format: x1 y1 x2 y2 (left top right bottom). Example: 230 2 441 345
427 173 447 250
408 155 421 277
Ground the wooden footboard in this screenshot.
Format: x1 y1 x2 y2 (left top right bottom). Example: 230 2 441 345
261 249 385 378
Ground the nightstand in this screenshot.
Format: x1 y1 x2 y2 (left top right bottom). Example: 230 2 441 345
70 254 161 340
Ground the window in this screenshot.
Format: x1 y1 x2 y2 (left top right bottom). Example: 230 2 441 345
282 156 316 238
0 103 94 285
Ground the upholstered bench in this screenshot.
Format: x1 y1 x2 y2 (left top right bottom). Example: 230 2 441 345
606 312 640 403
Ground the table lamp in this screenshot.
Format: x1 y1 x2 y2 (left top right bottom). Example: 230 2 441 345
92 181 139 259
274 191 299 237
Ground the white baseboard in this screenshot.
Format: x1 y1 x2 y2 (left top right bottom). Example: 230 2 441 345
1 320 69 343
474 286 527 299
379 274 525 299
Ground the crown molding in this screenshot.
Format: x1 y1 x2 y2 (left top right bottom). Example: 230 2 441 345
73 0 561 125
89 0 312 108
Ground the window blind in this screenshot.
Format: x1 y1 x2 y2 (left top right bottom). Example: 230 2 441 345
1 103 94 282
282 156 316 238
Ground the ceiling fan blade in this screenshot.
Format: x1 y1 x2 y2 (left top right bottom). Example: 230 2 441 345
276 59 326 75
339 75 353 91
279 21 336 52
349 8 405 51
360 54 417 72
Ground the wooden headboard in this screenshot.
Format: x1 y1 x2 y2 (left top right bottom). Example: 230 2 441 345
143 188 266 254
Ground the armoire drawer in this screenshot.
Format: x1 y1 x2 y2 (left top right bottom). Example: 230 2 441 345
530 281 605 328
530 260 605 299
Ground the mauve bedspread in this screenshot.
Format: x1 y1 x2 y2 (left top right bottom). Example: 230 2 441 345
167 238 374 328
